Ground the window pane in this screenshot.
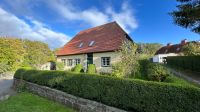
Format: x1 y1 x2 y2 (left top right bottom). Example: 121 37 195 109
61 59 66 65
101 57 110 66
89 41 95 46
68 59 72 66
79 42 83 48
106 61 109 64
74 59 81 65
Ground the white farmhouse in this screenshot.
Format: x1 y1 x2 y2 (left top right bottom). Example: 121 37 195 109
56 22 133 73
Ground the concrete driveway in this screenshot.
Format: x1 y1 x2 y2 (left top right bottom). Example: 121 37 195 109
0 75 16 100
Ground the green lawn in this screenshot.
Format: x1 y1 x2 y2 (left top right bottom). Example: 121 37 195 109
0 92 75 112
164 74 199 87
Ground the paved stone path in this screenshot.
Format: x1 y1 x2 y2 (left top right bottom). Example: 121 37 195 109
168 67 200 86
0 75 16 100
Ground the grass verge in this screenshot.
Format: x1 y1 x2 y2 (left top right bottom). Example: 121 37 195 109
0 92 75 112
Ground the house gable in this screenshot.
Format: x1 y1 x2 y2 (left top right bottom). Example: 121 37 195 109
56 21 133 56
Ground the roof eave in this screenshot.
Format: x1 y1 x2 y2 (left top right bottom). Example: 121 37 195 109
56 50 118 57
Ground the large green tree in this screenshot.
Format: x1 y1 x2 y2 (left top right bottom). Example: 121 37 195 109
22 40 55 68
171 0 200 34
137 43 162 58
0 37 55 73
182 42 200 55
112 42 162 78
112 41 139 78
0 38 25 71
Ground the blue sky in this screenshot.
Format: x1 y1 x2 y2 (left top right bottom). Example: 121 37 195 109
0 0 199 49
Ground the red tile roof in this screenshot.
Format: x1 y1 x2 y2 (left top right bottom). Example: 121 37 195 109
56 22 132 56
155 41 198 55
155 44 184 55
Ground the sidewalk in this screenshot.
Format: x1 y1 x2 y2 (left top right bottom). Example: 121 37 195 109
167 67 200 86
0 75 16 100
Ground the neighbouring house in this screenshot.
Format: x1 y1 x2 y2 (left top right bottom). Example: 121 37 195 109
40 61 56 70
152 53 178 63
153 39 199 63
56 22 133 73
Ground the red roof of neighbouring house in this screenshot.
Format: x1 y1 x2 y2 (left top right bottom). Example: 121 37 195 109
155 40 199 55
56 21 133 56
155 44 184 55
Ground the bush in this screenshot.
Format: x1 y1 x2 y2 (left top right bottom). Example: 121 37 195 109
166 56 200 72
71 64 84 73
135 59 151 79
56 62 64 70
147 63 170 82
87 64 96 74
111 63 124 77
14 69 200 112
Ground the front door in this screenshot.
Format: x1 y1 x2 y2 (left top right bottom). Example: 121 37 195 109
87 53 93 65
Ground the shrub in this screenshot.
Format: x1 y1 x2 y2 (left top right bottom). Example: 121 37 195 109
71 64 84 73
166 56 200 72
111 63 124 77
14 69 200 112
87 64 96 74
56 62 64 70
147 63 170 82
135 59 151 79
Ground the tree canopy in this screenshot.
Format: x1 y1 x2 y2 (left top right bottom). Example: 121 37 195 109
0 37 55 72
0 38 25 71
182 42 200 55
137 43 163 58
112 40 139 78
171 0 200 34
112 42 162 78
22 40 55 68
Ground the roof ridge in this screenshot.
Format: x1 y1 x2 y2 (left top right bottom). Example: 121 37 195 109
78 21 117 34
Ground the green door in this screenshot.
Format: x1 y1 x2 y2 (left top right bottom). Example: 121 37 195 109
87 53 93 65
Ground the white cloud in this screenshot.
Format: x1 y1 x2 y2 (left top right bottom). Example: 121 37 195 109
49 0 78 20
47 0 138 33
47 0 109 26
106 2 138 33
81 9 109 26
0 7 69 49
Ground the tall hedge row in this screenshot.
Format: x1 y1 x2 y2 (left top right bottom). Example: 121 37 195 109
166 56 200 72
14 69 200 112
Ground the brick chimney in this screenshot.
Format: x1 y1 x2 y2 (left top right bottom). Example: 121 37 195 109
181 39 187 45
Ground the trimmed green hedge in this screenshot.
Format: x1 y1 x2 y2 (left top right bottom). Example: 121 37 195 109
87 64 96 74
71 64 84 73
166 56 200 72
14 69 200 112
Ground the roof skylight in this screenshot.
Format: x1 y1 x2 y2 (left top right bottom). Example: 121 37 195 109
79 42 83 48
89 41 95 46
